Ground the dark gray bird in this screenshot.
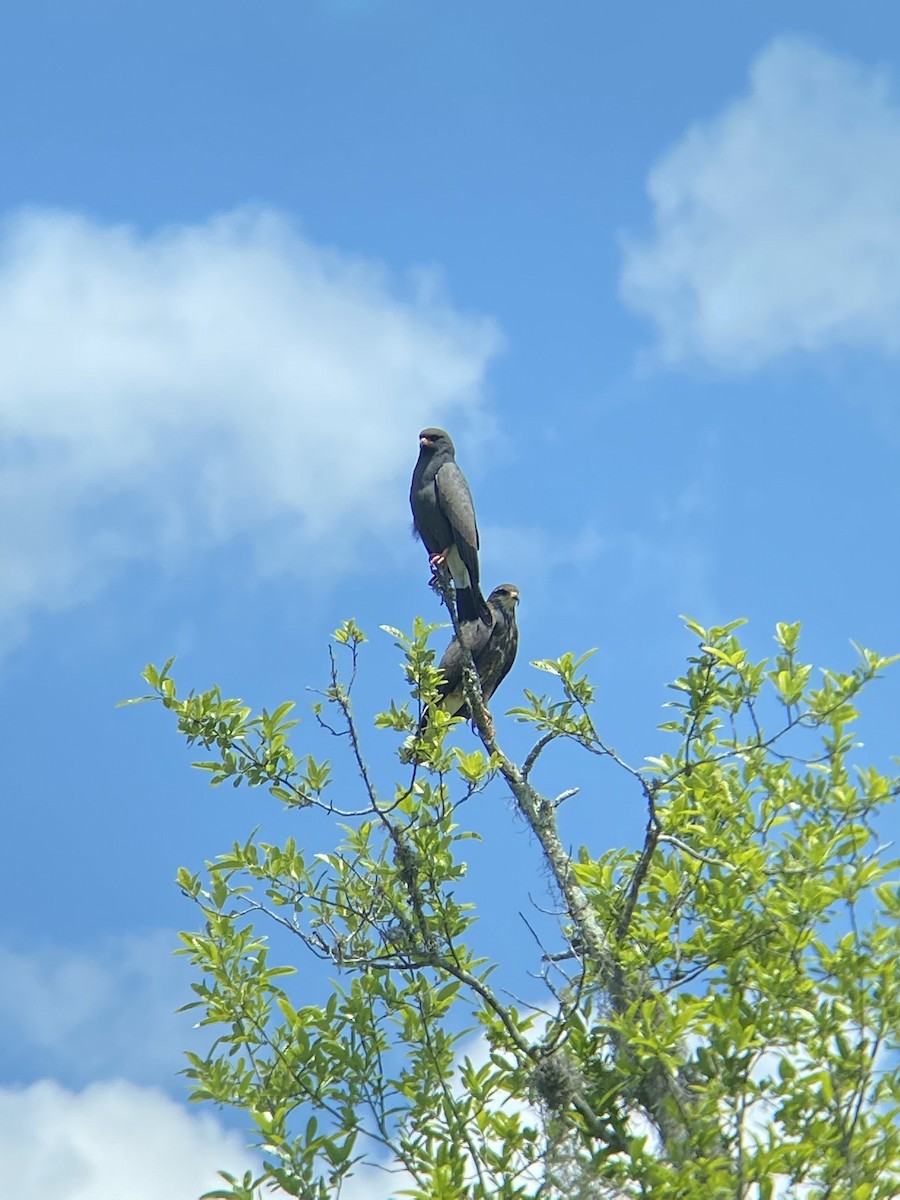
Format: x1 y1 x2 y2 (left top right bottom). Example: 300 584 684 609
410 427 491 625
427 583 520 724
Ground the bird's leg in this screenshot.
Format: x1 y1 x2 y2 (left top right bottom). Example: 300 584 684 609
429 559 453 599
428 549 450 575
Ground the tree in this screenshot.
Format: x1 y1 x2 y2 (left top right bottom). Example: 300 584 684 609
134 584 900 1200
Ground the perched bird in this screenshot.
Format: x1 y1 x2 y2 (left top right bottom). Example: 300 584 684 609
410 427 491 625
426 583 520 724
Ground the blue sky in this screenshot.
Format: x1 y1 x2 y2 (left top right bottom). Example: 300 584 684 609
4 2 900 1195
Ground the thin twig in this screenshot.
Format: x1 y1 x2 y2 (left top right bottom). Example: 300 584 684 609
657 834 735 870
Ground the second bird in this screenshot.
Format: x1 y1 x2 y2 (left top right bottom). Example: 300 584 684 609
410 427 491 624
425 583 520 725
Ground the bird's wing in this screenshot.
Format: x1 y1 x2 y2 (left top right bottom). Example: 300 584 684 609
481 615 518 702
435 617 494 715
434 461 480 585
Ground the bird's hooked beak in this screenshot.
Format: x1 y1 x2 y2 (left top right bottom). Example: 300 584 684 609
419 435 434 449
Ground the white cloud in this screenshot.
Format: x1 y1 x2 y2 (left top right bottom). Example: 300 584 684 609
0 932 198 1085
0 206 501 651
0 1079 261 1200
620 37 900 369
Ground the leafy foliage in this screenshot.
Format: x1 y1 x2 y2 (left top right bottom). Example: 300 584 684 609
135 611 900 1199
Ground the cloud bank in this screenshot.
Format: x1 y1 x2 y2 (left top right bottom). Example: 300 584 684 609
0 1080 259 1200
0 206 501 650
620 37 900 369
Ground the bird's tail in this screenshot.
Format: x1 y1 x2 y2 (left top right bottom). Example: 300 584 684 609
456 585 492 626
